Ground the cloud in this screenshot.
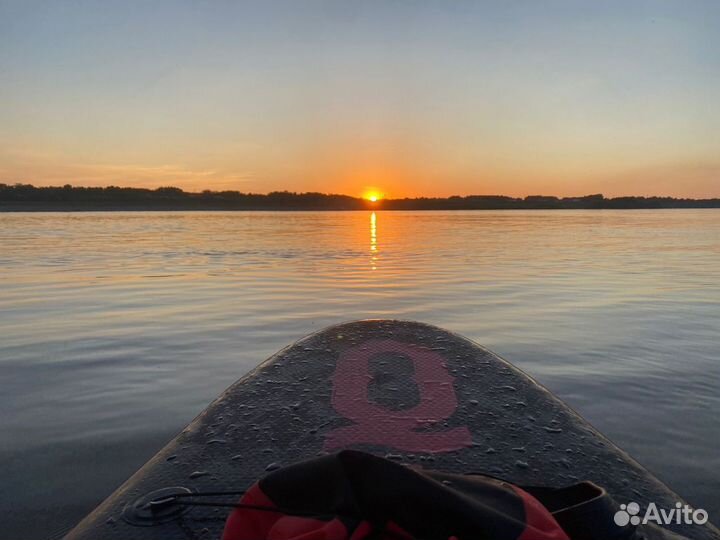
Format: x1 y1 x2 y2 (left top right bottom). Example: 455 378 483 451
0 143 256 190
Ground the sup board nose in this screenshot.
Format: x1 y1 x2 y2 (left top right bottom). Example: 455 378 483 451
64 320 719 540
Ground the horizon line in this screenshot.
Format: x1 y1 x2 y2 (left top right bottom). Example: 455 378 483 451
3 182 720 202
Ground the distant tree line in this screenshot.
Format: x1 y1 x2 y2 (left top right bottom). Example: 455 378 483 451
1 183 719 211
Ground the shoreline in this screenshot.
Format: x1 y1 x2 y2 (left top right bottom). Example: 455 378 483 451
2 205 720 212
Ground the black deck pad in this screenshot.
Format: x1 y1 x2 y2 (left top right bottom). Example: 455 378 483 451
65 320 719 539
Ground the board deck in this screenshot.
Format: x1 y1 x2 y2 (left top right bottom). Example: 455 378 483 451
65 320 719 539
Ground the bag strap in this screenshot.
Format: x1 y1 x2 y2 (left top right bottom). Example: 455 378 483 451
522 482 689 540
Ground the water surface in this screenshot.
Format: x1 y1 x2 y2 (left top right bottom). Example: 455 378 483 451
1 210 719 538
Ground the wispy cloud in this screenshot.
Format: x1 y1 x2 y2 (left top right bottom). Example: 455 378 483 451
0 144 256 190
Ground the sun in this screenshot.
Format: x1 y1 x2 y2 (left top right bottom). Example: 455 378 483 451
363 190 383 202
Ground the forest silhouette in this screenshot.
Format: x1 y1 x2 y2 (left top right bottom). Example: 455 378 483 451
2 183 719 211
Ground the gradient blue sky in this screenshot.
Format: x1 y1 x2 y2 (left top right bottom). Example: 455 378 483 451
1 1 719 197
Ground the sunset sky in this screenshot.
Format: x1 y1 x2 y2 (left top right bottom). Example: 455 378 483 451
1 1 719 198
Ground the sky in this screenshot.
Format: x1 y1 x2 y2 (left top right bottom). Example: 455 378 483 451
1 1 719 198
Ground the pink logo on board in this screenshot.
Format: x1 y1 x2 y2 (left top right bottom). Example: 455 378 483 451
324 339 472 453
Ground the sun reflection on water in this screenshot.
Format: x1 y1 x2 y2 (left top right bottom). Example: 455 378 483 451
370 211 378 270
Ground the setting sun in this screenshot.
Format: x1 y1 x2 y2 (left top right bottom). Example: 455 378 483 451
364 190 383 202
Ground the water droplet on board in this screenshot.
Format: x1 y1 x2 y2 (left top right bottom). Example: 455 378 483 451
190 471 209 479
265 462 281 472
515 460 529 469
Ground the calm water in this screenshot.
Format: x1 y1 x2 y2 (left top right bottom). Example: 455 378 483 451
1 210 719 539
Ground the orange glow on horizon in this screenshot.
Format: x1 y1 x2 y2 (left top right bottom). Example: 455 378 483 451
363 189 383 202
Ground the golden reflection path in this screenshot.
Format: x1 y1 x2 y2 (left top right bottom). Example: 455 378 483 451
370 211 378 270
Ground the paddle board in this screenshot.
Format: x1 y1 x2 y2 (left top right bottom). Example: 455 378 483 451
64 320 718 539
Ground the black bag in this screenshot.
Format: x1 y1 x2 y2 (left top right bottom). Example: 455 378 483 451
221 450 688 540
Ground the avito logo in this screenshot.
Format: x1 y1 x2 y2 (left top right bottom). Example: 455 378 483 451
614 502 708 527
